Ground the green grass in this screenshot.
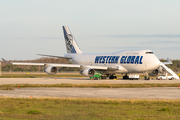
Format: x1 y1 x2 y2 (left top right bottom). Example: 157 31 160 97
27 110 41 114
159 107 171 111
0 87 14 90
0 98 180 120
0 83 180 90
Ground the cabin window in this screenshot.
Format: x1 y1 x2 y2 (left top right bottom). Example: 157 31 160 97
146 52 153 54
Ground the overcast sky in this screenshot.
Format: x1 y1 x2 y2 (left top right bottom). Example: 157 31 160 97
1 0 180 60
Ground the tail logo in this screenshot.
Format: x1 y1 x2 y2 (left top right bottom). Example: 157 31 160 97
65 34 76 53
65 34 73 51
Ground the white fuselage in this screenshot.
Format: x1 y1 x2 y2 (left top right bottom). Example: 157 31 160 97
64 49 160 74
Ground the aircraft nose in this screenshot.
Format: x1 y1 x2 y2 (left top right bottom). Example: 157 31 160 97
153 56 160 68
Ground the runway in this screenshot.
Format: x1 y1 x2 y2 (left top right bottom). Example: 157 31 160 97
1 78 180 99
0 87 180 99
0 78 180 84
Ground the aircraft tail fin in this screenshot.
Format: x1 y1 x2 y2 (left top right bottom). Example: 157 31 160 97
63 26 82 54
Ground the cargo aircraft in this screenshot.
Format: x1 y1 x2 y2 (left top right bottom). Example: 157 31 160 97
2 26 172 79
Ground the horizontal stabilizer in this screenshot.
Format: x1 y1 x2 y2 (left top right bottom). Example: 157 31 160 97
162 58 172 65
37 54 72 59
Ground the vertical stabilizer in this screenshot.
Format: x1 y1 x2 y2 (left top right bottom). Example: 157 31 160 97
63 26 82 54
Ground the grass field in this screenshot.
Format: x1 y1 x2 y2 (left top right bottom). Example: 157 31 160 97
0 98 180 120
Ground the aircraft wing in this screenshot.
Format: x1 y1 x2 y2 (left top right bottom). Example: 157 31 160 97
2 60 80 68
1 58 76 66
2 58 127 71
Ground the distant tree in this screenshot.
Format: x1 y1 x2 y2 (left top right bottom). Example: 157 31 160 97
30 66 38 71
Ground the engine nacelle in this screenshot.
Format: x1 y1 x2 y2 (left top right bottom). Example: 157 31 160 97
81 68 95 77
149 69 158 76
44 66 58 75
149 65 166 76
149 66 166 77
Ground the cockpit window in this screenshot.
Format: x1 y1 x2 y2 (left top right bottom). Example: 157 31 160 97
146 52 154 54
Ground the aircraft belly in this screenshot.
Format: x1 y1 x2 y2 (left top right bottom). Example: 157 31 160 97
122 64 145 73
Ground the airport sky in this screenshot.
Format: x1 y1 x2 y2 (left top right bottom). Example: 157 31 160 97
0 0 180 60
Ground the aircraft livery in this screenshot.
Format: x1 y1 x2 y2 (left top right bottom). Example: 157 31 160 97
95 56 143 64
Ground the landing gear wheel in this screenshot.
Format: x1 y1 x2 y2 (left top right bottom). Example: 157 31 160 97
109 75 117 79
109 75 113 79
123 74 129 79
145 77 150 80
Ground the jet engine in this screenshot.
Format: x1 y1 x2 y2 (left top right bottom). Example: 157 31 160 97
44 66 58 75
149 66 166 76
81 68 95 77
149 69 158 76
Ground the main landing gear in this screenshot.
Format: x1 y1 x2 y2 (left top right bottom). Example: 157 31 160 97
123 74 129 79
109 75 117 79
144 72 150 80
144 76 150 80
106 74 117 79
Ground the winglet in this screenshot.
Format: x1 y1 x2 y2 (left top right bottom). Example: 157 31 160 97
2 58 10 63
162 58 172 65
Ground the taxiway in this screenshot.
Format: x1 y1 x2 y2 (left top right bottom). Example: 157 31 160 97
1 78 180 99
0 78 180 84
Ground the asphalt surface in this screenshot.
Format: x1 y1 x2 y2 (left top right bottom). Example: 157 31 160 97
0 87 180 99
0 78 180 84
1 78 180 99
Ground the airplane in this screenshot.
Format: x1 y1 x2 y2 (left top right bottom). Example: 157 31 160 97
2 26 172 80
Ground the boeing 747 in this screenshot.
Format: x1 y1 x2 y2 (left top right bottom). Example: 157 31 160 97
2 26 172 79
